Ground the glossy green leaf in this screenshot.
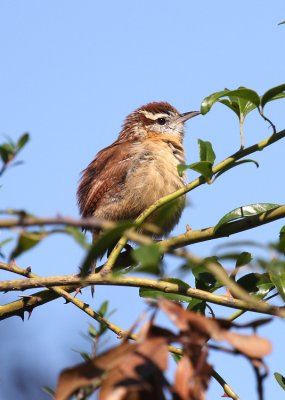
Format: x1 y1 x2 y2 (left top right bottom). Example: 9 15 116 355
201 89 229 114
132 243 161 274
193 259 223 292
224 88 260 107
225 94 259 118
261 84 285 108
139 287 191 302
235 252 252 268
201 87 260 115
16 133 30 151
10 231 48 259
214 159 259 180
214 203 280 232
218 99 240 118
237 273 274 298
242 101 258 117
268 260 285 301
198 139 216 164
274 372 285 390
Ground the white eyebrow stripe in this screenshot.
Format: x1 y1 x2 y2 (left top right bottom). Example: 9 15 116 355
139 110 169 120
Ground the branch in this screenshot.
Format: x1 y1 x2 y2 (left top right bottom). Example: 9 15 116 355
1 272 284 318
0 215 114 230
0 262 127 337
161 204 285 250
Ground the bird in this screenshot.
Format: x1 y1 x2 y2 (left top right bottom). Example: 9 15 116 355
77 101 200 255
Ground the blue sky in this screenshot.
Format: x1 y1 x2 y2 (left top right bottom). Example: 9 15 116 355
1 1 285 399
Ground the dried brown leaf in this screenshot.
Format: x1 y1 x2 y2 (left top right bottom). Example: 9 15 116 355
222 331 272 359
174 355 194 399
158 300 222 339
55 342 135 400
173 353 212 400
99 336 169 400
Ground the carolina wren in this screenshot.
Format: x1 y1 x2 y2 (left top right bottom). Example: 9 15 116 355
77 102 200 240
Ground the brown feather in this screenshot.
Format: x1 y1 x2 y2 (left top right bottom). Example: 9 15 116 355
77 139 134 219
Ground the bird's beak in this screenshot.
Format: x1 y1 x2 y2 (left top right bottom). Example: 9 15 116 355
176 111 201 124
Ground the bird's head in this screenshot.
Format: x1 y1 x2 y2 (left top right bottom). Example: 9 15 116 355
118 101 200 141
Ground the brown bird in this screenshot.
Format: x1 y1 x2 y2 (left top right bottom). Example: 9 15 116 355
77 102 200 246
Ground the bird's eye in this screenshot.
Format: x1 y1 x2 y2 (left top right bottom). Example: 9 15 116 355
157 117 166 125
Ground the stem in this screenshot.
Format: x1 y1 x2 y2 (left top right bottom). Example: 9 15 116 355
239 115 244 149
212 370 240 400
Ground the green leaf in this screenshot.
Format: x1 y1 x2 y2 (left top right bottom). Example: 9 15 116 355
42 386 55 398
132 243 161 275
177 164 188 176
63 226 90 249
201 87 260 116
214 203 280 232
172 353 182 363
261 84 285 108
16 133 30 151
10 231 48 259
218 99 240 118
277 226 285 254
187 298 206 315
214 159 259 180
187 161 213 181
193 259 223 292
198 139 216 164
139 287 191 302
0 237 13 248
274 372 285 390
80 221 134 276
224 88 260 107
88 323 98 338
0 238 13 258
78 351 91 361
237 273 274 298
161 277 191 290
98 300 108 317
0 144 15 163
235 252 252 268
242 101 258 117
201 89 229 114
267 260 285 301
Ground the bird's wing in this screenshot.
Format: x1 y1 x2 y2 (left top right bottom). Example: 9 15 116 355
77 140 134 218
